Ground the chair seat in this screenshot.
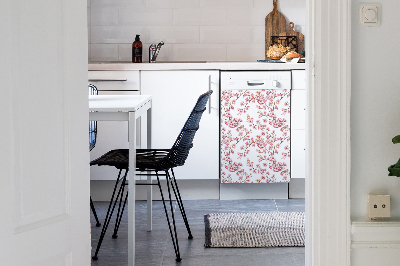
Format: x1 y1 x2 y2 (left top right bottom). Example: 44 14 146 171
90 148 172 171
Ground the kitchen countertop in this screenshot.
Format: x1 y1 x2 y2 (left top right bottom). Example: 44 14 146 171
89 62 306 71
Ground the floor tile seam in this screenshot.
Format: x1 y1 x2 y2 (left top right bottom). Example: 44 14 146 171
273 199 279 211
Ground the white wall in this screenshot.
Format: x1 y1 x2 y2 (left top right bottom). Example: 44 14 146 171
351 0 400 220
351 1 400 264
87 0 305 62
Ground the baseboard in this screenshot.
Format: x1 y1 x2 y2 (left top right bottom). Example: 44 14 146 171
91 179 306 201
220 183 289 200
90 179 220 201
289 178 305 198
351 220 400 266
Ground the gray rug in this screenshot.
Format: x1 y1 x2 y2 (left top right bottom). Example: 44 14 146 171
204 212 305 248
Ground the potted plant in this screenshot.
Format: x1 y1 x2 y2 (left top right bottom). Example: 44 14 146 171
388 135 400 176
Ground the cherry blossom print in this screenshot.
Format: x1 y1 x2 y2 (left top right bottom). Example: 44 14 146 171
220 89 291 183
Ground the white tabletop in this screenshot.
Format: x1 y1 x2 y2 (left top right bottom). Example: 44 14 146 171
89 95 152 112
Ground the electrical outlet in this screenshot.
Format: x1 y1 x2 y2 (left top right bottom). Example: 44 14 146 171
368 194 391 219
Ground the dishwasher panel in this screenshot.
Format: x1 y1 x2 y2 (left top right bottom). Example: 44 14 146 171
220 71 291 183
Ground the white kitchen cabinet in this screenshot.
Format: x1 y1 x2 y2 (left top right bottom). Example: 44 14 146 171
291 129 306 178
291 70 306 179
292 70 306 90
291 90 306 130
88 71 141 180
141 70 219 180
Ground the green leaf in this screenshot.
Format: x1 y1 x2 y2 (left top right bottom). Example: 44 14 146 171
392 135 400 144
388 158 400 177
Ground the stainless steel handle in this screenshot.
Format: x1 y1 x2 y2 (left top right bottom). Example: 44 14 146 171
88 79 127 82
247 81 264 86
208 75 212 114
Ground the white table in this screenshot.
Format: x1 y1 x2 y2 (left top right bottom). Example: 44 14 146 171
89 95 152 266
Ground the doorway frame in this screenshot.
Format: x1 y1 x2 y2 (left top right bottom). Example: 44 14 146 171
306 0 351 265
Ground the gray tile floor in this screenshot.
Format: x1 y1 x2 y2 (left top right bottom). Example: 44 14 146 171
91 199 305 266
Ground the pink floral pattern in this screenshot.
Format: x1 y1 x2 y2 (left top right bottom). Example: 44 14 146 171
221 89 291 183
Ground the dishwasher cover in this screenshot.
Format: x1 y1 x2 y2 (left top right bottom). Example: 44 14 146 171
221 89 290 183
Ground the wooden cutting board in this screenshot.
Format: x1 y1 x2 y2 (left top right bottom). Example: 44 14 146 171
280 22 304 52
265 0 286 59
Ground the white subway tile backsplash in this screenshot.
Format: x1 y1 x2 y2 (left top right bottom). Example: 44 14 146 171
147 26 199 44
280 1 306 25
227 43 264 61
91 26 146 43
146 0 199 9
200 0 252 8
88 0 305 62
200 26 252 44
224 0 253 8
118 44 132 61
87 8 91 26
91 7 118 26
227 8 266 26
200 26 265 44
91 0 146 8
119 8 173 26
253 0 271 9
173 44 226 61
252 26 265 44
199 0 228 8
173 8 226 26
293 24 306 35
91 44 119 61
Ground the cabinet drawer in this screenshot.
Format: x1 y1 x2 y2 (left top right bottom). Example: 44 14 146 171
88 71 140 91
292 70 306 90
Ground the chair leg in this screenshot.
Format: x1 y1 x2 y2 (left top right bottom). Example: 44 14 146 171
156 171 182 262
90 196 101 227
92 169 128 261
112 178 128 239
168 169 193 239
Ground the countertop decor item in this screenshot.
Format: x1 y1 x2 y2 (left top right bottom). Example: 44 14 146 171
257 59 284 63
271 35 298 53
265 0 286 59
132 34 143 63
279 22 304 53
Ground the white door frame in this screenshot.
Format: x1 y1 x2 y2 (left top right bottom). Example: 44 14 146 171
306 0 351 265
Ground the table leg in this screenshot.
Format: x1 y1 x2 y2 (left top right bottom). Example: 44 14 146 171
147 105 152 231
128 112 136 266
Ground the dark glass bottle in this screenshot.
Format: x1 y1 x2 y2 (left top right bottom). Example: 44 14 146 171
132 35 142 63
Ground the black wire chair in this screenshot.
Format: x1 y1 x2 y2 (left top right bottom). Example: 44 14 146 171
90 90 213 262
89 84 101 227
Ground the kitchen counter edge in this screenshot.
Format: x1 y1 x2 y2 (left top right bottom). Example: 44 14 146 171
89 62 306 71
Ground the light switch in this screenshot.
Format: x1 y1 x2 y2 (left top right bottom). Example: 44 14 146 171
359 3 381 26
